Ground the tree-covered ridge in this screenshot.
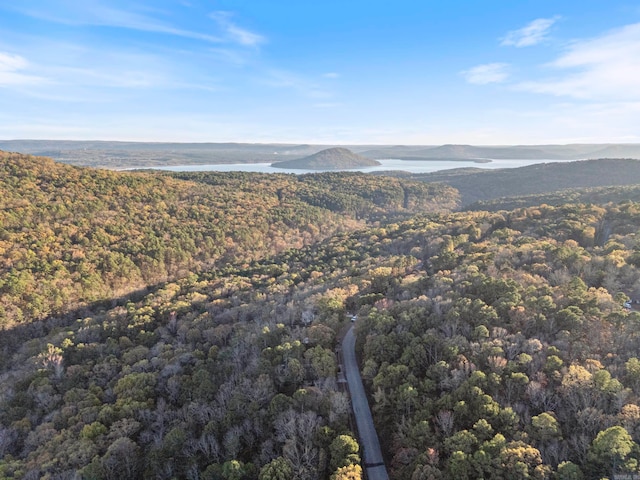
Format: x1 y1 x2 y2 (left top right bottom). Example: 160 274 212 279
350 203 640 479
171 170 457 220
0 152 457 327
0 223 408 479
468 183 640 212
4 201 640 478
406 158 640 206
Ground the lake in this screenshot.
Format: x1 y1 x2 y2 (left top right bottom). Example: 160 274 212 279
135 158 574 174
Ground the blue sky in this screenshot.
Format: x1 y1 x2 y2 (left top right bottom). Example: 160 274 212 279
1 1 639 144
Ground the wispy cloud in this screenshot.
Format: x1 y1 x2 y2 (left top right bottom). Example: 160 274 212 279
5 1 223 43
35 44 177 91
208 48 250 66
210 11 265 47
0 52 26 71
462 63 509 85
262 69 331 98
0 41 212 99
517 22 640 100
323 72 340 79
0 2 267 95
313 102 342 108
56 66 157 88
501 17 559 47
0 52 46 87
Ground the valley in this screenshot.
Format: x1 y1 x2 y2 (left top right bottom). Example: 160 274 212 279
2 151 640 479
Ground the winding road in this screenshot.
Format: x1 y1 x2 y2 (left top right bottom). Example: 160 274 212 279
342 325 390 480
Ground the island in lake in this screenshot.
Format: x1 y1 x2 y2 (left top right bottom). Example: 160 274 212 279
271 147 380 170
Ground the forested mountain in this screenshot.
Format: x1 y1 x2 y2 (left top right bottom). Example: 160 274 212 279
407 158 640 206
0 152 457 328
378 144 561 161
271 148 380 170
6 151 640 479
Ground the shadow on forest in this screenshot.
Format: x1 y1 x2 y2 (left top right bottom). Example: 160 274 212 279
0 285 158 369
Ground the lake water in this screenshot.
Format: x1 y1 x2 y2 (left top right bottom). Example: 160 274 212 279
138 158 573 175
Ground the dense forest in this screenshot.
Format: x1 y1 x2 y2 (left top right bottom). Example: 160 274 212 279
0 152 456 328
4 152 640 479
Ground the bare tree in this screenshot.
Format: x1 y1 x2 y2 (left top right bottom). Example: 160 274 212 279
275 409 323 480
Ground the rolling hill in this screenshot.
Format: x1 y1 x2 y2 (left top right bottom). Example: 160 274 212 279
271 147 380 170
406 158 640 205
4 196 640 478
0 151 456 327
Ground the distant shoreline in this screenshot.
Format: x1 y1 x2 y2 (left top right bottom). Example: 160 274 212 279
119 158 575 175
119 157 493 171
393 157 493 163
4 140 638 169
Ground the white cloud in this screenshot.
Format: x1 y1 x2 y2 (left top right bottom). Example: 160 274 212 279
0 52 45 87
226 24 264 47
0 43 200 97
462 63 509 85
517 22 640 100
0 52 27 71
210 11 265 47
501 17 559 47
323 72 340 79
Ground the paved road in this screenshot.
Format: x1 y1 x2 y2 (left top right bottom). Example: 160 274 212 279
342 325 389 480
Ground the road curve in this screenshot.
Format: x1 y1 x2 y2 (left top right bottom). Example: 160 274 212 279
342 325 390 480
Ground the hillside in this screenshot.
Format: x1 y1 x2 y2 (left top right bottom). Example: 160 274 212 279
4 200 640 478
272 147 380 170
0 151 457 328
408 158 640 206
588 145 640 159
468 183 640 212
9 149 640 479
